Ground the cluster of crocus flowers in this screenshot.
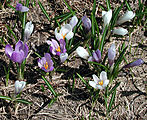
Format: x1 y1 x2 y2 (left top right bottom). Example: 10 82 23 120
16 3 29 12
15 80 26 94
55 16 78 41
24 21 34 42
89 71 109 90
81 16 92 32
5 40 28 64
38 53 54 72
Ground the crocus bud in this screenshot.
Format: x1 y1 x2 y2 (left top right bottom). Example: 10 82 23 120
123 59 144 68
102 9 112 27
113 28 128 36
24 21 34 42
88 49 101 63
60 52 68 63
15 80 26 94
69 16 78 29
76 46 89 59
16 3 29 12
81 16 91 31
117 11 135 25
108 43 116 66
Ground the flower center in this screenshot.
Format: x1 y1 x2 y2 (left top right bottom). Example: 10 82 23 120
61 33 67 39
56 46 61 52
98 80 103 86
44 62 48 70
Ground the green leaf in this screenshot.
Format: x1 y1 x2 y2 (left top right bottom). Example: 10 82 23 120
63 0 75 15
88 61 108 72
59 12 73 23
92 0 96 15
6 25 18 42
0 95 12 101
106 0 111 10
38 0 50 21
41 76 57 97
48 97 57 107
108 82 120 96
15 99 32 104
108 89 116 113
76 73 90 89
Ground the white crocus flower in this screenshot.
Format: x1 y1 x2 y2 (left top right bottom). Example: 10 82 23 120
89 71 109 90
24 21 34 42
102 9 112 27
113 27 128 36
76 46 89 59
55 24 74 41
117 11 135 25
15 80 26 94
69 16 78 29
60 52 68 63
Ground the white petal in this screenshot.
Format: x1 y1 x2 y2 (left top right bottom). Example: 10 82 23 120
113 28 128 36
92 74 99 84
60 24 72 36
69 16 78 29
97 85 104 90
65 31 74 40
103 80 109 88
102 9 112 27
15 81 26 94
55 28 63 41
89 81 98 89
108 43 116 60
76 46 89 59
60 53 68 63
100 71 107 81
117 11 135 25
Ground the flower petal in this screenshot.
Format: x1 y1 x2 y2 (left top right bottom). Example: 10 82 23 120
82 16 91 31
92 74 99 84
76 46 89 59
20 6 29 12
97 85 104 90
102 9 112 27
103 80 109 88
100 71 107 81
15 40 23 52
89 81 98 89
60 52 68 63
113 28 128 36
55 28 64 41
5 44 13 58
69 16 78 29
123 59 144 68
11 51 24 63
65 31 74 40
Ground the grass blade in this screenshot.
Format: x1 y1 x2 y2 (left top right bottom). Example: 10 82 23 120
0 95 12 101
15 99 32 104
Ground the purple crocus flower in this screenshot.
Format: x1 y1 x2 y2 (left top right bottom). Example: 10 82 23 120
38 53 54 72
46 39 66 56
123 59 144 68
108 43 116 66
88 49 101 63
16 3 29 12
5 40 28 64
82 16 91 32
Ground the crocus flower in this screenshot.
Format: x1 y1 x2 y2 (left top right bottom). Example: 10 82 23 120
15 80 26 94
108 43 116 66
24 21 34 42
88 49 101 63
89 71 109 90
123 59 144 68
81 16 91 32
76 46 89 60
113 28 128 36
69 16 78 29
55 24 74 41
60 52 68 63
5 40 28 64
102 9 112 27
47 39 66 56
38 53 54 72
16 3 29 12
117 11 135 25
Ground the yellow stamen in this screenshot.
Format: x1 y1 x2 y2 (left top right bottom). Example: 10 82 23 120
61 33 67 39
99 80 103 86
56 46 61 52
44 62 48 70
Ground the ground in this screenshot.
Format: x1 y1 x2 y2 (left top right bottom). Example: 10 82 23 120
0 0 146 120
